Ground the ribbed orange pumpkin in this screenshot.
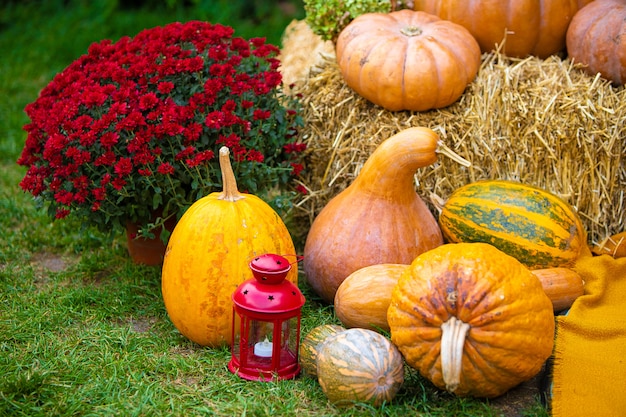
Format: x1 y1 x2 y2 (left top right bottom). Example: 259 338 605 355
566 0 626 85
161 147 297 347
335 10 481 111
316 328 405 407
303 127 449 304
413 0 594 58
388 242 555 398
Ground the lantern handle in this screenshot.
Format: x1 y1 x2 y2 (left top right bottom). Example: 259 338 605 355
282 254 304 265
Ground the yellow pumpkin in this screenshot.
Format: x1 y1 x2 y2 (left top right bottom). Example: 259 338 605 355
161 146 297 347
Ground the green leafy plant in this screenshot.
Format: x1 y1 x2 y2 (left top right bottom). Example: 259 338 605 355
16 20 306 240
304 0 393 42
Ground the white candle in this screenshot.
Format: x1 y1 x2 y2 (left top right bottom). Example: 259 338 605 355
253 338 273 358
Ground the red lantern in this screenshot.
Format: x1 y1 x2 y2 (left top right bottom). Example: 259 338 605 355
228 254 306 381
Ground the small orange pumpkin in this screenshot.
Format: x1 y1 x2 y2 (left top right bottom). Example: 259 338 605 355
566 0 626 85
335 9 481 111
388 242 555 398
592 231 626 258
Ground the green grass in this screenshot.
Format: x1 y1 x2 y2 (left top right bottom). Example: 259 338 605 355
0 1 549 416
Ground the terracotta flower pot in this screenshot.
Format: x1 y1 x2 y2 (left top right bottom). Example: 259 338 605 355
125 215 177 266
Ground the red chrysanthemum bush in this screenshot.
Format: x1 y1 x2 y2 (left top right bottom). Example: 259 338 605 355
17 20 305 238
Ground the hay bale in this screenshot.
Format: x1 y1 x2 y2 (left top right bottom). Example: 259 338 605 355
279 20 335 91
281 21 626 245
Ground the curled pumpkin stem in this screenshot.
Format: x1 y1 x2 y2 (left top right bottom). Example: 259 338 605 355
440 316 471 393
436 140 471 167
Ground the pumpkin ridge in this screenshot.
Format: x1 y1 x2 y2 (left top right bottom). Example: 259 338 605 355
417 23 478 101
462 342 526 395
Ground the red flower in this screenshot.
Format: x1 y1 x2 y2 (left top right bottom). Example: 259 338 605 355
157 81 175 94
175 146 196 161
185 149 214 167
253 109 271 120
284 142 307 154
157 162 175 175
295 184 308 195
139 92 159 110
54 190 74 205
247 149 264 163
114 157 133 177
99 131 119 149
290 162 304 177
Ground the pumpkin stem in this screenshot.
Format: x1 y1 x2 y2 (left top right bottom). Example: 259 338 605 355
401 26 423 37
440 316 470 393
218 146 244 202
436 141 471 167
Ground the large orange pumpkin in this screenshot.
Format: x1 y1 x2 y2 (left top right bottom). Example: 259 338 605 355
566 0 626 85
161 147 297 347
335 9 481 111
387 242 555 398
413 0 594 58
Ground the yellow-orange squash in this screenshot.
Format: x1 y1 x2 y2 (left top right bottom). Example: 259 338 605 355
161 147 297 347
335 10 481 111
334 264 408 332
303 127 448 304
413 0 594 58
438 180 587 270
387 242 555 398
531 267 585 312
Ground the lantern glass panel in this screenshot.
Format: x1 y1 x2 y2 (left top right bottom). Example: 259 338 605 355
231 310 242 363
280 317 299 365
250 320 274 359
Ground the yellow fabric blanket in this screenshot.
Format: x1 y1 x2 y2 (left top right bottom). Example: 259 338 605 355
551 248 626 417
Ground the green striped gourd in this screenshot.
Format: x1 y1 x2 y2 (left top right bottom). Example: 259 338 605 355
316 328 404 407
438 180 587 269
299 324 346 377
